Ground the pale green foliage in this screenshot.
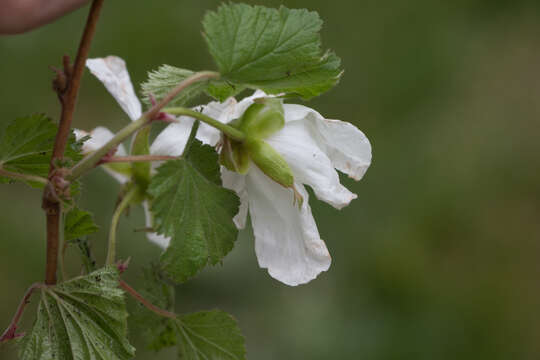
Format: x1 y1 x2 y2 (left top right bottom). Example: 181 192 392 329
141 65 240 105
19 267 135 360
64 207 99 242
0 114 83 186
203 3 342 99
148 141 240 282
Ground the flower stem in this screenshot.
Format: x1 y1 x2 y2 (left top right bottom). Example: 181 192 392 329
119 280 177 319
106 187 138 265
163 107 246 142
101 155 178 163
0 167 48 185
68 71 220 181
44 0 105 286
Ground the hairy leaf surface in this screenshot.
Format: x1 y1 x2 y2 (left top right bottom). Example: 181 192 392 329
141 65 242 104
203 3 342 99
64 207 99 242
148 141 239 282
19 267 135 360
147 310 246 360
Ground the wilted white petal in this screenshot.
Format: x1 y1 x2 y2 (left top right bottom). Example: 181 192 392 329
221 167 248 229
283 104 372 180
245 166 331 286
86 56 142 121
78 126 127 156
267 120 357 209
150 116 195 157
197 98 237 146
143 201 170 249
231 89 268 118
76 126 128 183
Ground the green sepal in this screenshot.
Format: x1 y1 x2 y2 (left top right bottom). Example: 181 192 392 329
245 138 294 188
219 137 250 174
130 126 151 190
237 98 284 139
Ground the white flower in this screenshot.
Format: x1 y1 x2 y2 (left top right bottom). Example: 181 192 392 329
75 56 166 244
78 56 372 286
154 91 372 286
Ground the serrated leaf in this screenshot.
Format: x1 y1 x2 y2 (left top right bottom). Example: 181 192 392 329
203 4 342 99
148 141 239 282
0 114 83 187
128 264 177 351
19 267 135 360
64 207 99 242
141 65 243 105
175 310 246 360
148 310 246 359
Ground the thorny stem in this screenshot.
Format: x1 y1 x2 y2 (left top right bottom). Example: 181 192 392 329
163 107 246 142
106 187 138 265
119 280 177 319
0 283 44 343
68 71 220 180
0 167 48 185
43 0 105 286
100 155 178 163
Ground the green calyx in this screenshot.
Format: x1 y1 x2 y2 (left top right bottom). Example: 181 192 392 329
220 97 298 194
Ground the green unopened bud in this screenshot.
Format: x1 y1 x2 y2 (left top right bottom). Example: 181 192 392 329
220 136 250 174
246 139 294 188
238 98 284 139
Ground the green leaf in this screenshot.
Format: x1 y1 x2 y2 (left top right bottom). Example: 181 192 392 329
64 207 99 242
174 310 246 360
19 267 135 360
141 65 243 104
147 310 246 360
0 114 83 187
202 4 342 99
148 141 239 282
127 264 177 351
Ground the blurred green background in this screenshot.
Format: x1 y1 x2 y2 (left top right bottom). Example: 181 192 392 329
2 0 540 359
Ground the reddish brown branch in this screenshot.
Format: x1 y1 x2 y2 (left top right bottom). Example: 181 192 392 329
43 0 105 285
0 283 43 343
119 280 177 319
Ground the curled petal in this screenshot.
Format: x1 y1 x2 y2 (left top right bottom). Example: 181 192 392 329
283 104 372 180
267 120 357 209
143 201 170 249
245 166 331 286
76 126 127 156
221 167 248 229
197 98 237 146
150 116 195 157
86 56 142 121
75 126 129 183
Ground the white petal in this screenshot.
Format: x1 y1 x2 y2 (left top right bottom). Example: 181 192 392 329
76 126 128 183
220 167 248 229
80 126 127 156
150 116 195 156
245 166 331 286
283 104 372 180
86 56 142 121
143 201 170 249
267 120 357 209
197 98 237 146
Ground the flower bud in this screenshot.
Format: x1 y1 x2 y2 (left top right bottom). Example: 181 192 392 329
246 138 294 189
237 98 284 139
